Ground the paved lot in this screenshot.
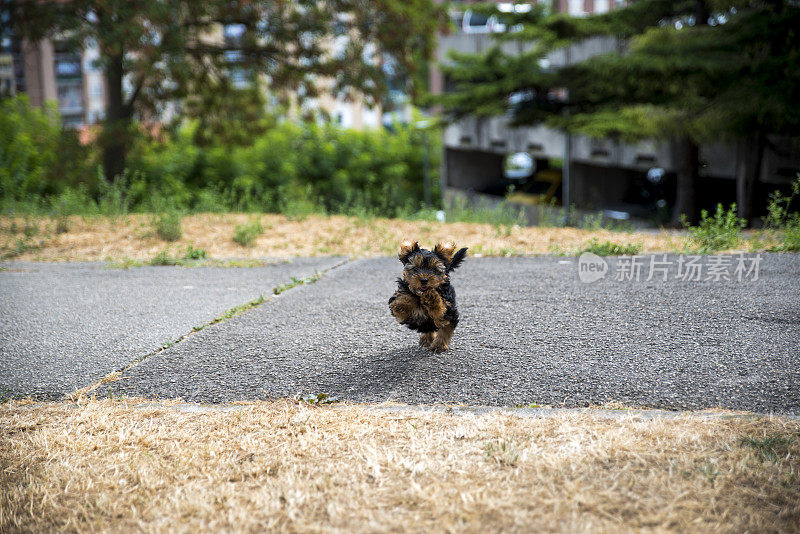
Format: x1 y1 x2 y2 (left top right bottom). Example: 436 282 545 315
2 255 799 412
0 258 343 399
89 254 800 414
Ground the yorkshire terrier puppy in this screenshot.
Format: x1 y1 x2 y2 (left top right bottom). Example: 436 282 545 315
388 241 468 353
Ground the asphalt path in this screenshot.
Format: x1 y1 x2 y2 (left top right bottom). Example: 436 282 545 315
0 258 342 399
81 253 800 414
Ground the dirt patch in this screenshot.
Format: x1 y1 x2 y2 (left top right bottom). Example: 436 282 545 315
1 399 798 532
0 213 684 262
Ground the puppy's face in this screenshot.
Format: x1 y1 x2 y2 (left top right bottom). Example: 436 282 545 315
398 241 454 295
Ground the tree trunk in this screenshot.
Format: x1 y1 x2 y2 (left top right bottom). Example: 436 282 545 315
668 0 708 228
671 136 699 227
102 52 132 182
736 131 765 225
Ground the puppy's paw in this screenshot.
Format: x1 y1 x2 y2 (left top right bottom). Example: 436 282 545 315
420 288 440 306
429 338 449 353
419 332 434 348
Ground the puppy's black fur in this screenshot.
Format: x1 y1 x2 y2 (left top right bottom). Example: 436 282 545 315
388 241 467 353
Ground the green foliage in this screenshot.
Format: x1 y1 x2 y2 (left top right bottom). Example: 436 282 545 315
233 219 264 247
763 176 800 252
683 203 745 252
296 392 338 405
183 245 208 260
0 95 96 212
1 97 441 219
579 238 642 256
273 272 322 295
149 250 181 266
14 0 446 180
153 211 183 242
440 1 800 144
740 435 795 462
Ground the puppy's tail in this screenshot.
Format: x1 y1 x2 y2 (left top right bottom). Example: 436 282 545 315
447 247 468 273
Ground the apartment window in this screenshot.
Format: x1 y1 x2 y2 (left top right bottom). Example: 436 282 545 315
89 79 103 98
568 0 586 16
594 0 610 13
57 81 83 114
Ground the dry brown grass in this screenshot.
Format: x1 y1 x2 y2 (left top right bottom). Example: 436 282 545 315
1 399 798 533
0 213 684 262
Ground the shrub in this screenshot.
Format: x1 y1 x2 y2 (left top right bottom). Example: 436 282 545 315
683 203 745 252
579 238 642 256
233 219 263 247
153 211 183 242
149 250 179 266
183 245 208 260
0 95 97 212
763 176 800 252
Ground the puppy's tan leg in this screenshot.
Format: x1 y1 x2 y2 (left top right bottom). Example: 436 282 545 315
420 289 448 329
389 292 418 323
419 332 434 348
429 324 455 353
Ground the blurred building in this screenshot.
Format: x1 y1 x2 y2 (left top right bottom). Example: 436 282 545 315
0 27 106 129
432 1 800 225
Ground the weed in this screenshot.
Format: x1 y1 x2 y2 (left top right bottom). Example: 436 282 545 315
740 435 795 462
233 219 263 247
273 272 321 295
149 250 180 266
579 238 642 256
154 211 183 242
484 440 520 467
296 393 338 405
763 175 800 252
23 221 39 238
697 460 720 487
183 245 208 260
55 216 70 234
683 203 744 252
1 238 42 260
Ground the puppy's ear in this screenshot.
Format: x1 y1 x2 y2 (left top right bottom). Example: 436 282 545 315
433 242 456 264
398 240 419 263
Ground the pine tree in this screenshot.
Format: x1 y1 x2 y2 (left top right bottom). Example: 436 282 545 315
438 0 800 224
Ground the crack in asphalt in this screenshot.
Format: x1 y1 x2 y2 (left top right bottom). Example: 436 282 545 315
68 258 352 401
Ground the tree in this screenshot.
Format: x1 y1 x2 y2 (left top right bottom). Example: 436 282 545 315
438 0 800 225
12 0 446 181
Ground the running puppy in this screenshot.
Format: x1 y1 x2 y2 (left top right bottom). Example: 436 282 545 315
388 241 468 353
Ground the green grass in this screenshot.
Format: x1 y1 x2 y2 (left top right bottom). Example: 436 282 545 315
762 176 800 252
233 219 264 247
106 247 278 269
578 238 642 256
153 211 183 242
273 272 322 295
683 203 744 253
740 435 796 462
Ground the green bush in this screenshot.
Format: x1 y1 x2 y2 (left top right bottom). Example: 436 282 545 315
183 245 208 260
683 203 745 252
0 95 97 212
149 249 180 266
2 96 441 218
579 238 642 256
153 211 183 242
763 176 800 252
233 219 263 247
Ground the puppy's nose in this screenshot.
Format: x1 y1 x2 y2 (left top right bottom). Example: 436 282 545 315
420 277 428 285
